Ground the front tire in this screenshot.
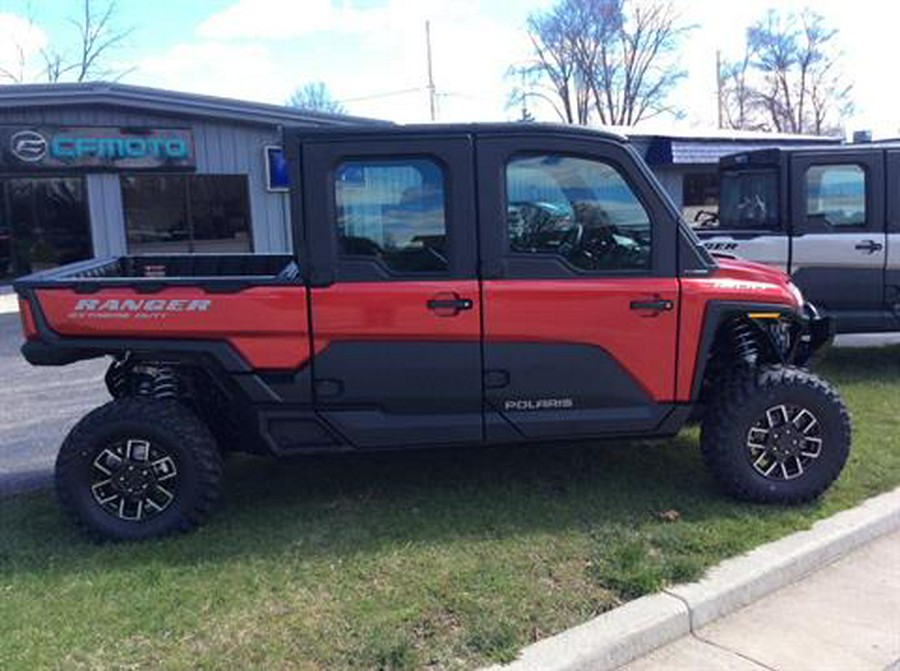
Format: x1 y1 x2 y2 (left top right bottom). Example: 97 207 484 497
56 398 223 541
700 365 851 504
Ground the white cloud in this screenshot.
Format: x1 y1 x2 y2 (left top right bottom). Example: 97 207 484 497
197 0 345 39
0 13 47 82
134 0 533 123
133 42 292 104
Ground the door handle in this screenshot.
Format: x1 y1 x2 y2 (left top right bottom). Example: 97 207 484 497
855 239 883 254
427 293 473 316
630 298 674 312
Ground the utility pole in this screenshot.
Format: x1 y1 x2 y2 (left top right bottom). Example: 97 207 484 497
425 20 437 122
716 49 724 129
520 67 529 121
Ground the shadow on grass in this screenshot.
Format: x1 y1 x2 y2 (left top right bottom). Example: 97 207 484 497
4 432 791 570
4 344 895 578
818 343 900 384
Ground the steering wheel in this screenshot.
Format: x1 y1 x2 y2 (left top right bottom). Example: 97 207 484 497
693 209 719 227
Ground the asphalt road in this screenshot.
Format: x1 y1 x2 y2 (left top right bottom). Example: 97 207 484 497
0 309 897 496
0 312 108 494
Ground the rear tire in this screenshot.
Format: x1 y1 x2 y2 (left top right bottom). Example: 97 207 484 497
700 365 850 504
55 398 223 542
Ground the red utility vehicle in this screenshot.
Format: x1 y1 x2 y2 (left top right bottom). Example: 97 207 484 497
14 124 849 541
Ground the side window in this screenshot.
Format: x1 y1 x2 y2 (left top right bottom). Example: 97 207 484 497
718 170 780 231
506 154 651 271
334 158 448 273
805 164 866 227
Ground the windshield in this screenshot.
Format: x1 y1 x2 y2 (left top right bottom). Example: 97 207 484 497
718 169 780 231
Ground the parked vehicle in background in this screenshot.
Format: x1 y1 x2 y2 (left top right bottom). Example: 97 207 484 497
14 124 849 541
0 228 10 278
696 145 900 334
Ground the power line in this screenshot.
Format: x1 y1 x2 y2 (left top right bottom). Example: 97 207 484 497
338 87 426 104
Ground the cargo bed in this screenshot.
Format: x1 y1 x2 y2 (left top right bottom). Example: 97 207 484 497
13 254 300 291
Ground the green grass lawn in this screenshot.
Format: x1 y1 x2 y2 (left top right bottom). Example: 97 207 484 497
2 346 899 671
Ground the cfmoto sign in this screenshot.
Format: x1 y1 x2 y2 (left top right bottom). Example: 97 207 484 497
10 130 48 162
1 126 195 171
51 136 190 161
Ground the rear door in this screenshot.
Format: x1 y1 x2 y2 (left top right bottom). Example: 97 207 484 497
886 151 900 326
476 133 679 440
789 152 886 326
301 134 483 448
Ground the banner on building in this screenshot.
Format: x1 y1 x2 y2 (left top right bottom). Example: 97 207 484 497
0 126 196 171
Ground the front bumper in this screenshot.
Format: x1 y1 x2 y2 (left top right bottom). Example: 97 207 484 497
795 302 834 364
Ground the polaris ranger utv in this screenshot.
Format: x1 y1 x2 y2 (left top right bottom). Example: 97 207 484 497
697 144 900 334
14 124 849 541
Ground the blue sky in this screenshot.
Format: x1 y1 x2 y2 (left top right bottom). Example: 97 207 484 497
0 0 896 136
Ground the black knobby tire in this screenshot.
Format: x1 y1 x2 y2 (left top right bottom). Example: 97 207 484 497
56 397 223 541
700 365 851 504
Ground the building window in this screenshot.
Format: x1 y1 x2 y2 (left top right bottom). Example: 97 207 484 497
682 171 719 225
334 159 448 273
1 177 91 280
805 164 866 227
506 154 651 271
122 174 252 254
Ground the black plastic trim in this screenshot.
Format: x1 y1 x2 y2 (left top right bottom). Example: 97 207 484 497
688 300 830 401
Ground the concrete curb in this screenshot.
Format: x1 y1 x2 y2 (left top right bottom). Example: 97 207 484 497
482 486 900 671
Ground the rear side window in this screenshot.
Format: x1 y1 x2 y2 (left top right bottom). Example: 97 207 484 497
805 164 866 227
506 154 651 271
718 170 780 231
334 158 448 273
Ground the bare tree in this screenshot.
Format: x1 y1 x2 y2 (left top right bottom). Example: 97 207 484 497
0 0 132 84
720 44 760 131
41 0 133 82
522 5 585 124
286 82 346 115
0 43 27 83
721 9 852 135
516 0 690 126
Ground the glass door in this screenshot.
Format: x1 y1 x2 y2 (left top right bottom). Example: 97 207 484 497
2 177 91 279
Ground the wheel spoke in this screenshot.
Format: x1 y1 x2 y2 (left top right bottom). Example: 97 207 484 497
152 485 175 506
92 448 120 476
763 459 779 477
748 427 769 448
92 485 118 506
801 437 823 458
151 456 177 482
753 450 773 468
766 405 789 428
118 499 144 522
791 408 816 433
145 498 164 512
125 439 151 462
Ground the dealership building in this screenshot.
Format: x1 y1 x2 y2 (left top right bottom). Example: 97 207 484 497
0 82 841 282
0 82 381 282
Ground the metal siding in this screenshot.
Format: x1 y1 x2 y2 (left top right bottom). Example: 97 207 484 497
0 106 295 255
86 173 126 256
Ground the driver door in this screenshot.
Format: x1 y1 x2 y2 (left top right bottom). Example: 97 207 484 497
476 134 679 440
